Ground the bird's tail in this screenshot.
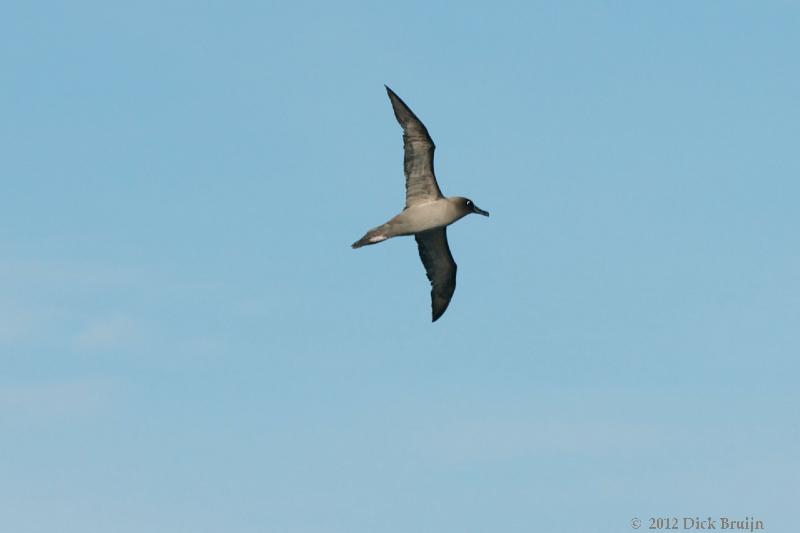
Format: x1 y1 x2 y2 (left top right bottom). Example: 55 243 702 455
351 226 389 249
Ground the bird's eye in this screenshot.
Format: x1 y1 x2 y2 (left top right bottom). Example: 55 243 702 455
466 200 472 207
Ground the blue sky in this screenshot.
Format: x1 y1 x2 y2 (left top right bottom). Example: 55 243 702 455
2 1 798 532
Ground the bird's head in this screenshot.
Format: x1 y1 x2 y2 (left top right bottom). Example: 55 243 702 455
456 197 490 218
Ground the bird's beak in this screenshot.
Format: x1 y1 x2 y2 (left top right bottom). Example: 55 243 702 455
473 205 489 217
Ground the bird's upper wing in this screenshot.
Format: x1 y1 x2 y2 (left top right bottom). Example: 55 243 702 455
385 86 444 208
415 228 457 322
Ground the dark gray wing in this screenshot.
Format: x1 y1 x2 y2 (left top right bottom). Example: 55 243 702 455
415 228 457 322
385 86 444 208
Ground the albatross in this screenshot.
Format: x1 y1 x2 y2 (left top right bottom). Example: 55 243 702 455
352 86 489 322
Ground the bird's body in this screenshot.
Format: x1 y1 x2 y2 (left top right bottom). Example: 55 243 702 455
351 197 475 247
352 86 489 321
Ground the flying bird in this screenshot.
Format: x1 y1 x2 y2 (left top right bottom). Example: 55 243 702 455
352 86 489 322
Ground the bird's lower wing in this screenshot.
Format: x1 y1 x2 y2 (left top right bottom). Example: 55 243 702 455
415 228 457 322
